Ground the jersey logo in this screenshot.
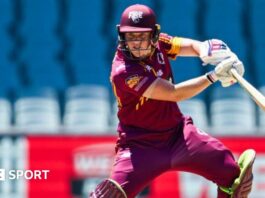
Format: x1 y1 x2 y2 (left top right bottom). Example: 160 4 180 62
125 75 143 89
128 11 143 23
146 65 152 72
157 69 163 77
157 52 165 64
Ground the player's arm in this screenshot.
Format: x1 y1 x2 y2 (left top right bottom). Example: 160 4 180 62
143 56 245 101
177 38 201 57
143 75 210 102
167 35 234 65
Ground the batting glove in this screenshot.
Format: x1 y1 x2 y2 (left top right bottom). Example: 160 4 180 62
206 56 245 87
200 39 232 66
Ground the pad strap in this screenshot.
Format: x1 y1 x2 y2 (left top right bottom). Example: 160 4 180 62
90 179 127 198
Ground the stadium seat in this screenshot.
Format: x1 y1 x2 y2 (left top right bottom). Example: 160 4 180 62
0 0 20 95
14 87 60 133
247 0 265 88
66 0 110 86
203 0 243 40
210 85 256 135
252 45 265 87
178 98 208 131
18 0 66 91
158 0 202 83
68 42 109 86
26 63 68 91
0 65 21 94
0 99 12 132
202 0 249 78
0 0 13 28
0 32 12 60
20 41 60 62
171 57 202 84
63 85 110 134
159 0 199 37
249 0 265 45
19 0 58 42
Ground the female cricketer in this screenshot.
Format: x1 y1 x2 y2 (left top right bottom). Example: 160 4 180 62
90 4 255 198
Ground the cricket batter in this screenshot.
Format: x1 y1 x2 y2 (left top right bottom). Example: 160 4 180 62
90 4 256 198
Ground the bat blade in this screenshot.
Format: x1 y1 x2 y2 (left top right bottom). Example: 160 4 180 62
230 68 265 111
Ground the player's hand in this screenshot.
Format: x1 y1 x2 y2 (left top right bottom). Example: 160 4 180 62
199 39 232 66
206 56 245 87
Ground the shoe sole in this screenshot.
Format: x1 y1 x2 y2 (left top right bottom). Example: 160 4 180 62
232 149 256 198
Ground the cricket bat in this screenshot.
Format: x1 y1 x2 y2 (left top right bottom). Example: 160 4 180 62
230 68 265 111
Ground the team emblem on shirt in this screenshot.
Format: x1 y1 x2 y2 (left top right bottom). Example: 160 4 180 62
157 69 163 77
125 75 143 88
157 52 165 64
128 11 143 23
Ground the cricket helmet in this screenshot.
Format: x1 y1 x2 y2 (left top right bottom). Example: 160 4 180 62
117 4 160 60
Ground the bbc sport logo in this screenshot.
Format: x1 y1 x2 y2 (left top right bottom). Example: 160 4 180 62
0 169 49 181
0 169 5 181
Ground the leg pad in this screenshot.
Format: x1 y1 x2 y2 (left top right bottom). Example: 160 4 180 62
89 179 127 198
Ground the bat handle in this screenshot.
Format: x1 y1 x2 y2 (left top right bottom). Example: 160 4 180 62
230 68 241 81
230 68 265 111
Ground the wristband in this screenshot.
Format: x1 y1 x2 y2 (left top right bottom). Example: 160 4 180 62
206 71 217 84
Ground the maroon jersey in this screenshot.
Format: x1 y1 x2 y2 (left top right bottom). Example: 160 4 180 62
110 33 184 134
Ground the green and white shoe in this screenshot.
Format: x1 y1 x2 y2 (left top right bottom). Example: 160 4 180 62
220 149 256 198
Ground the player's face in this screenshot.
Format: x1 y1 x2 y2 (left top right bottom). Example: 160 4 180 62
125 32 152 58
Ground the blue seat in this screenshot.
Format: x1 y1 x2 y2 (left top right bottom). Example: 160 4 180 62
171 57 202 83
20 40 60 58
158 0 202 87
203 0 249 78
67 0 110 87
66 0 105 40
0 0 14 91
18 0 60 72
249 1 265 87
68 40 109 85
159 0 199 38
0 65 20 93
18 0 62 89
0 30 20 95
203 0 243 39
171 57 205 100
26 64 68 91
249 0 265 45
252 45 265 87
19 0 58 41
73 66 109 86
0 0 13 28
0 31 12 55
0 87 8 99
